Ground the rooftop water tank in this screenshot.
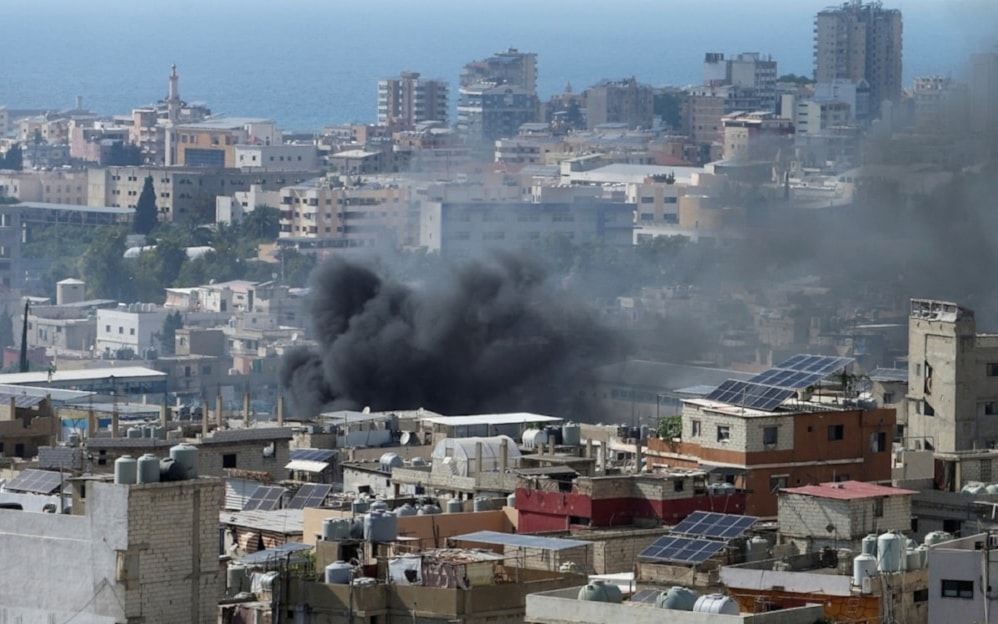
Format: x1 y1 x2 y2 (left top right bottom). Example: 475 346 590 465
137 454 160 483
877 532 904 573
962 483 987 496
418 504 441 516
577 580 622 603
364 511 398 542
639 424 650 441
227 564 248 595
126 427 143 439
506 493 516 508
561 423 581 446
380 453 404 473
837 548 854 576
322 518 350 541
158 457 185 481
351 498 369 514
67 432 80 448
544 426 563 445
746 536 770 563
395 503 417 517
114 455 137 484
169 443 198 479
853 552 877 588
349 518 364 539
325 561 354 584
861 534 879 556
410 457 427 467
986 484 998 495
693 594 739 615
522 428 547 449
473 497 490 512
656 586 698 611
369 499 389 512
559 561 581 574
446 498 463 514
914 545 929 569
925 531 954 546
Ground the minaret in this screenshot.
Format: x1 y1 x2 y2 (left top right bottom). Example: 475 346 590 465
164 64 180 166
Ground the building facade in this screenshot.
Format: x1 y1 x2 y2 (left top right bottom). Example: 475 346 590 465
584 78 655 131
814 1 903 108
377 71 449 129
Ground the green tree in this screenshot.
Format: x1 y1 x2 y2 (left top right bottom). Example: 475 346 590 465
241 205 280 241
79 227 129 299
0 144 23 171
133 176 158 235
155 310 183 356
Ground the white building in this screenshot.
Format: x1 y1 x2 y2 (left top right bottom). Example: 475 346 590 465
216 184 282 225
95 304 168 357
928 532 998 624
234 143 320 171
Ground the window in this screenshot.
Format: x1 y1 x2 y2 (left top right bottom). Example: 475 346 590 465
986 402 998 416
717 426 730 442
871 431 887 452
941 579 974 599
105 324 111 333
982 459 993 482
673 480 684 492
872 497 884 517
763 426 778 446
988 363 998 377
118 326 124 334
222 454 237 469
129 328 135 336
924 401 935 416
882 392 895 404
769 475 788 492
828 424 845 441
913 588 928 603
691 420 701 438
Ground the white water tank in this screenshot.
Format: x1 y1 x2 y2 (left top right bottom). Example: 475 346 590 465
693 594 739 615
925 531 954 546
369 499 389 512
861 534 878 556
114 455 137 484
379 453 403 473
324 561 353 584
506 493 516 508
657 586 698 611
962 482 987 495
853 552 877 588
746 536 769 562
905 548 922 571
418 504 441 515
446 498 463 514
877 532 904 573
410 457 427 467
561 423 581 446
522 428 547 449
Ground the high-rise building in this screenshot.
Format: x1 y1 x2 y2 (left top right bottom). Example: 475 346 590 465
377 71 449 130
584 78 655 130
814 1 903 109
460 48 537 92
970 52 998 134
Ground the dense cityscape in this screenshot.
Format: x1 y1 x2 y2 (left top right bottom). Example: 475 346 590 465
0 1 997 622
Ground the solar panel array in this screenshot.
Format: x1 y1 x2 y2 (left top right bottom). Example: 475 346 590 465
748 355 855 390
285 483 332 510
638 535 726 565
289 448 336 463
4 469 63 494
629 588 661 604
671 511 759 540
704 379 795 411
241 485 286 512
774 354 854 374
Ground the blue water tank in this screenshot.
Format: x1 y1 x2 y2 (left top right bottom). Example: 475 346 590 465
364 510 398 542
114 455 137 484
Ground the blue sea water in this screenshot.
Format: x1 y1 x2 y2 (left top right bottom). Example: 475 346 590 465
0 0 995 132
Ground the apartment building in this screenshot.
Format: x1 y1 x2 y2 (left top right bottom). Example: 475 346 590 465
461 48 538 92
418 200 633 257
234 143 320 171
168 117 279 168
458 84 540 145
906 298 998 453
95 304 169 358
279 177 413 250
0 169 88 204
926 532 998 624
721 111 794 161
814 0 903 108
704 52 779 111
377 71 449 129
584 78 655 131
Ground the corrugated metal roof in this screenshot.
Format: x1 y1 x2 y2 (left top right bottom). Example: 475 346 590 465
420 413 560 427
209 427 293 443
284 459 329 473
452 530 590 551
782 480 917 501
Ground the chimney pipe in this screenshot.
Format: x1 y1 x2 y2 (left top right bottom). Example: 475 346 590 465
201 398 209 437
476 440 483 474
243 390 251 426
586 438 593 459
215 394 223 430
277 394 285 426
500 437 509 472
87 408 96 440
111 408 119 438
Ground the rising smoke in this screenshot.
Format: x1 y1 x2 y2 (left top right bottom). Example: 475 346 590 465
279 252 624 419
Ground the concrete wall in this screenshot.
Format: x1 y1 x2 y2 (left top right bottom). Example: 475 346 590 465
779 492 912 547
302 507 513 548
0 478 222 624
524 587 825 624
928 534 998 624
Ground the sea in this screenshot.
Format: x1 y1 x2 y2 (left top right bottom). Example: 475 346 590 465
1 0 995 133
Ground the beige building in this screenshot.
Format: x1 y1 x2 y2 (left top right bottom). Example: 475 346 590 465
279 177 413 249
0 169 88 205
584 77 655 131
169 117 278 168
377 71 449 129
721 111 794 161
906 298 998 453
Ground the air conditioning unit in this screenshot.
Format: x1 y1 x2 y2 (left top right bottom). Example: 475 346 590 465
988 534 998 549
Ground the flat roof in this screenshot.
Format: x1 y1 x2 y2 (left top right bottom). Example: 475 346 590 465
782 480 917 501
420 413 561 427
452 530 590 552
220 509 304 533
176 117 272 130
15 202 131 215
0 366 166 385
0 384 93 402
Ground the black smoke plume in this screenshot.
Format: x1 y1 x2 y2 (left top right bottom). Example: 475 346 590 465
279 252 623 419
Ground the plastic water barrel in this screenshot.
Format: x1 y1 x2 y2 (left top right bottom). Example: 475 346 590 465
925 531 954 546
853 552 877 587
351 498 368 514
395 503 417 517
506 493 516 508
379 453 404 473
522 428 547 449
837 548 854 575
577 580 622 603
446 498 463 514
693 594 739 615
656 586 698 610
137 454 160 483
861 534 879 556
561 423 581 446
325 561 354 584
363 511 398 542
369 499 389 512
473 497 490 512
169 443 199 479
877 532 903 573
127 427 143 439
322 518 350 541
114 455 137 484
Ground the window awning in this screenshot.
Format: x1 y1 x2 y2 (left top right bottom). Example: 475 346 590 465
284 459 329 473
